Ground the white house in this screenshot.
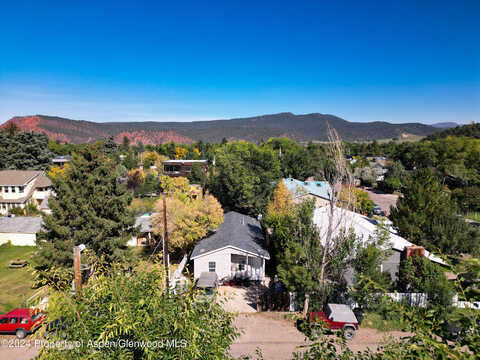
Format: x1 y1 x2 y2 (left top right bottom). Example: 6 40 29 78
0 216 43 246
0 170 52 215
312 205 444 282
191 211 270 282
128 213 156 246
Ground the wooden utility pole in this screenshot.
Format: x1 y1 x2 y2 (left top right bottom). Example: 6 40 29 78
163 197 169 289
73 246 82 299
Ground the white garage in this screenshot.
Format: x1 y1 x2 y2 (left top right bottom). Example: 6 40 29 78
0 217 42 246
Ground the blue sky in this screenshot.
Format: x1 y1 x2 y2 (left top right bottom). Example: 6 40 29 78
0 0 479 124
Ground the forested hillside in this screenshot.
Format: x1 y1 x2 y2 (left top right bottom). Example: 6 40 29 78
425 123 480 140
2 113 439 144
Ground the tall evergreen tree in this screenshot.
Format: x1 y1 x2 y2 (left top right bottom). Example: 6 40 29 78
35 146 136 281
390 169 479 254
0 131 53 170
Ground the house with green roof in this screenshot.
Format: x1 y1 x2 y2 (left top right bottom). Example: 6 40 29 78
282 178 333 207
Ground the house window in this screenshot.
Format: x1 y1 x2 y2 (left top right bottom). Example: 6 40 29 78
11 186 15 193
238 264 245 271
4 187 8 193
208 261 216 272
19 186 24 193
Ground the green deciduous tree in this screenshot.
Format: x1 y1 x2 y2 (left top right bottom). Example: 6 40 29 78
208 141 281 215
37 263 238 360
397 255 454 307
187 163 206 185
34 146 136 284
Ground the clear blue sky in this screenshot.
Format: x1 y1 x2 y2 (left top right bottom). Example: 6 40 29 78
1 0 479 124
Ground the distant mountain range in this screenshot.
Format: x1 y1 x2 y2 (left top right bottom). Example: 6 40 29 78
431 122 460 129
2 113 440 144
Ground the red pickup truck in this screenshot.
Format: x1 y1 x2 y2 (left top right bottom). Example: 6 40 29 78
0 308 45 338
308 304 359 339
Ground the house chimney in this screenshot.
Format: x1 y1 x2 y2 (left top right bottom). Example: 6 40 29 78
265 228 272 248
404 245 425 259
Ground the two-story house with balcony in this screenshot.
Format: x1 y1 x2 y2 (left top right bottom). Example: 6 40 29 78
0 170 52 215
162 160 208 178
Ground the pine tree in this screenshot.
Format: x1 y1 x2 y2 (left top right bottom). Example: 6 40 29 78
390 168 478 254
35 146 136 280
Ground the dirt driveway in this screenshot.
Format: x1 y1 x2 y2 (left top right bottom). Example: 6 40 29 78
0 335 39 360
231 313 407 360
218 285 265 313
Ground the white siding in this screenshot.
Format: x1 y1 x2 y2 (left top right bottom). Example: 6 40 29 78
193 247 266 282
0 233 36 246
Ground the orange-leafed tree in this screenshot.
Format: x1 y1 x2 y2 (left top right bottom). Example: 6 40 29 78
267 180 294 216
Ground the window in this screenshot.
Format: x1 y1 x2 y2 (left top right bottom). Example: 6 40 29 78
9 317 18 324
208 261 216 272
184 166 191 172
4 187 8 193
0 317 7 324
19 186 24 193
20 318 28 324
11 186 15 193
238 264 245 271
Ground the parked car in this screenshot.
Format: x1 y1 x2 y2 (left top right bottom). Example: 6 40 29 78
308 304 359 339
373 204 383 216
0 308 45 338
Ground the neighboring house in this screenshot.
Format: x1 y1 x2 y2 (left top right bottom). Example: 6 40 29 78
283 178 333 208
0 217 43 246
163 160 208 178
51 155 72 167
0 171 52 215
312 205 444 283
191 211 270 282
370 163 388 182
127 213 156 246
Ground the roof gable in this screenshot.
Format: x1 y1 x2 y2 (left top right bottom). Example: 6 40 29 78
191 211 269 259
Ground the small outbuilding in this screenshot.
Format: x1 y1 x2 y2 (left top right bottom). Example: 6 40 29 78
0 217 43 246
191 211 270 282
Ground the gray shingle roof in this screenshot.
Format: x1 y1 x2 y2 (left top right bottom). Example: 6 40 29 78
191 211 269 259
135 214 155 233
34 173 52 188
0 216 43 234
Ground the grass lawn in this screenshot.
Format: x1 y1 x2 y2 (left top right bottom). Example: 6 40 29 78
361 311 406 332
465 212 480 222
0 243 37 313
129 197 160 216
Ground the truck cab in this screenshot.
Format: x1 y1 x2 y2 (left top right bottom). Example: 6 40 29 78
0 308 45 339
